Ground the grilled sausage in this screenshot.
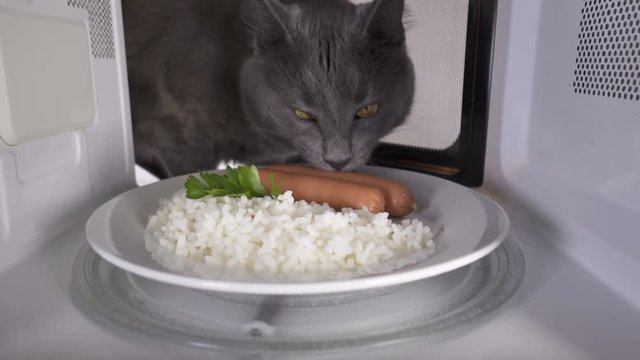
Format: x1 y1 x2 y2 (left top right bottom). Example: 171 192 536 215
266 165 416 217
258 169 385 213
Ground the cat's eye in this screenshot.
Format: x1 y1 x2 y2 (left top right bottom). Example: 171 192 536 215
355 104 379 119
294 109 316 121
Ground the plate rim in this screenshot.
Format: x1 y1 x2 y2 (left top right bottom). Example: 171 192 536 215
86 170 510 295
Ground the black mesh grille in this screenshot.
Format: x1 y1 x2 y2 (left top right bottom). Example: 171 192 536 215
67 0 115 59
574 0 640 101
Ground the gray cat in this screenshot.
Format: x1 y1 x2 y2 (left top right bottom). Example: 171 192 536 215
123 0 414 178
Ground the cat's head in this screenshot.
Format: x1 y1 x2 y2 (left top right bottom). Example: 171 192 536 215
240 0 414 170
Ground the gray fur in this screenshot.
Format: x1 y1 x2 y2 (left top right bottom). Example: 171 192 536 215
123 0 414 177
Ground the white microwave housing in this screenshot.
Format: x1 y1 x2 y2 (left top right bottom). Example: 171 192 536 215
0 0 639 358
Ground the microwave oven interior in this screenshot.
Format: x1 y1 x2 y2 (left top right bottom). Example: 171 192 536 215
1 0 639 359
123 0 497 187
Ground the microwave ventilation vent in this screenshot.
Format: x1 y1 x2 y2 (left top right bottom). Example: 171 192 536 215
67 0 115 58
573 0 640 101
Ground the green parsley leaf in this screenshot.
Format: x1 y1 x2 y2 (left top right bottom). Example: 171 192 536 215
225 165 244 193
184 165 278 200
184 175 210 199
199 171 229 190
237 165 268 197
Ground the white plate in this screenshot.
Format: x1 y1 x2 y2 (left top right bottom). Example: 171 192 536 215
86 166 510 295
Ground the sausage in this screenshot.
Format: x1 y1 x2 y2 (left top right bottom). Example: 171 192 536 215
257 169 385 213
266 164 416 217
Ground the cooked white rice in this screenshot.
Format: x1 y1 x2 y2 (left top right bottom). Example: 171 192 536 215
146 191 435 281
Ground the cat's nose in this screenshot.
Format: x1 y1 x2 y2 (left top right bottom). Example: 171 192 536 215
322 155 351 170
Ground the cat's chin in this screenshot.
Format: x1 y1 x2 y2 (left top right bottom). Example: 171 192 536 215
339 162 364 172
301 161 335 171
301 160 363 172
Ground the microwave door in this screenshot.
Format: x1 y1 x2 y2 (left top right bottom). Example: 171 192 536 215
370 0 496 187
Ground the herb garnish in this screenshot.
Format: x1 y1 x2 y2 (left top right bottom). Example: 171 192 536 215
184 165 282 200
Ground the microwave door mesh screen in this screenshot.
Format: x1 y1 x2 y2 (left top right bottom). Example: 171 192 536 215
382 0 470 150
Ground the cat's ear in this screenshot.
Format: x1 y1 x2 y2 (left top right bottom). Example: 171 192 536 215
360 0 407 48
241 0 299 54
